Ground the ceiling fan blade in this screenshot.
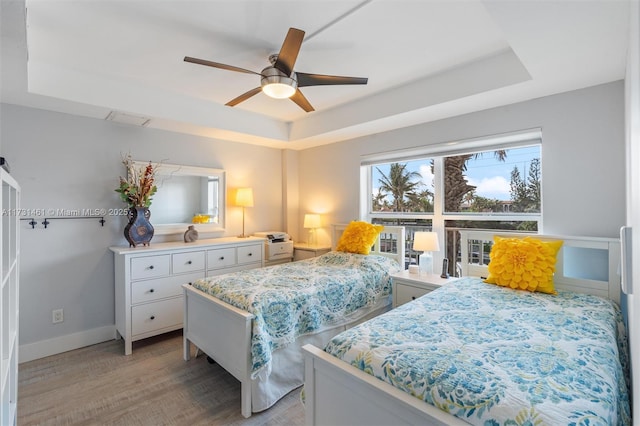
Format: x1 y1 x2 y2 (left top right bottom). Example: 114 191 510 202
226 87 263 107
296 72 368 87
290 89 315 112
274 28 305 76
184 56 262 76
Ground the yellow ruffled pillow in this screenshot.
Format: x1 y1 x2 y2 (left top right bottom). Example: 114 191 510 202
484 236 563 294
336 221 384 255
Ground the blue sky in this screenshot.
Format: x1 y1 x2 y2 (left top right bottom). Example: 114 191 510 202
372 145 540 201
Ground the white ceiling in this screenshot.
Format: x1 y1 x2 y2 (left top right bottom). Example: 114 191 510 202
0 0 631 150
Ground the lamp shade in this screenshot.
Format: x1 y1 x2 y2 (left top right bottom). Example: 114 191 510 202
303 214 321 229
413 232 440 252
235 188 254 207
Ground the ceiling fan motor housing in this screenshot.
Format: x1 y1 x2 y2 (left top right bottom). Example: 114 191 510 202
260 66 298 98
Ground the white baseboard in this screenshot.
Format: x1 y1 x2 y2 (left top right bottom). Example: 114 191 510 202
19 325 117 363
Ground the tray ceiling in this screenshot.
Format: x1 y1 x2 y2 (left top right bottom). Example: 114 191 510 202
0 0 631 149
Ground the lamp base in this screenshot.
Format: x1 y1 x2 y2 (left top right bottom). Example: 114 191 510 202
418 252 433 275
238 207 249 238
307 229 317 246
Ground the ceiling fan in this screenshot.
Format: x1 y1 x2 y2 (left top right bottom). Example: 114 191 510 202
184 27 368 112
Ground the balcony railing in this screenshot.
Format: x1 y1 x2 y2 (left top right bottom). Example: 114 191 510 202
377 223 498 276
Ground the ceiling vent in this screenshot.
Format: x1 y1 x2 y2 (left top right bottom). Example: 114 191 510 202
106 111 151 127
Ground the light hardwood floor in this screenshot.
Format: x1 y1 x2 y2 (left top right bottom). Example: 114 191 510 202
18 331 305 425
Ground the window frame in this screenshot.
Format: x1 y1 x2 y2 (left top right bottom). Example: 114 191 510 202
360 129 543 273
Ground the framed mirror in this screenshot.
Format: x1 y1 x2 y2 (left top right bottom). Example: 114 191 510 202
133 161 225 235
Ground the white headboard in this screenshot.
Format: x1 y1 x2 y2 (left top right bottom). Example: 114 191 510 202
331 224 406 269
459 230 621 304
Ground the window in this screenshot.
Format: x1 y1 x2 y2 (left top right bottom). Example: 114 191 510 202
361 131 542 275
444 147 541 215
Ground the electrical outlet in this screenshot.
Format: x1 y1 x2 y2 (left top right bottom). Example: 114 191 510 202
52 309 63 324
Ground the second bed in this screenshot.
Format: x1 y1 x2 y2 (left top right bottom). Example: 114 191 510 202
182 224 405 417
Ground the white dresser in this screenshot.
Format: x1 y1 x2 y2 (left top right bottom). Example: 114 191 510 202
110 237 264 355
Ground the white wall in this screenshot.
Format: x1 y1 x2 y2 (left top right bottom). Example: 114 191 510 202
0 104 284 360
298 81 626 245
282 149 301 242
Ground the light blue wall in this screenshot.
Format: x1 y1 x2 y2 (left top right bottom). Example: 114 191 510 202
0 80 625 360
0 104 284 358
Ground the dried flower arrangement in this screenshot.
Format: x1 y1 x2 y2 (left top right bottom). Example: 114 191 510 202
115 154 158 208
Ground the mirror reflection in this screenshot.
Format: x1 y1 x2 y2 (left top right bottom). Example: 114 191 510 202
133 161 225 234
152 174 220 224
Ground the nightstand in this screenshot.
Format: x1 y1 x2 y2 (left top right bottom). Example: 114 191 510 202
293 243 331 261
391 270 453 308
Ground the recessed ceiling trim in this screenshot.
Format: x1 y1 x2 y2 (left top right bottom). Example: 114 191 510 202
288 49 531 142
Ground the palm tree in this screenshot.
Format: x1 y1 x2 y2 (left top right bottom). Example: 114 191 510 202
461 190 476 211
376 163 423 214
444 151 507 274
444 151 506 212
371 188 389 211
406 188 433 212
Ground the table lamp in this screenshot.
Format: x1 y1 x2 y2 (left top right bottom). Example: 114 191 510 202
413 232 440 275
303 213 321 246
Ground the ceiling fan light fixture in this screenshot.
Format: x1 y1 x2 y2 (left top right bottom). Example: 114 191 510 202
261 67 297 99
262 81 296 99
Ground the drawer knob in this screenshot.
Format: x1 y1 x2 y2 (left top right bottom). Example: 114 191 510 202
248 253 253 257
150 315 155 320
187 260 192 265
148 265 154 270
411 296 416 300
219 256 224 260
149 288 155 293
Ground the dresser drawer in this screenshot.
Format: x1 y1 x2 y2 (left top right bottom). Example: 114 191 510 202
131 255 170 280
207 262 262 277
266 241 293 261
207 247 237 269
172 251 205 274
237 244 262 265
131 272 202 304
131 297 183 336
294 249 315 261
394 282 432 307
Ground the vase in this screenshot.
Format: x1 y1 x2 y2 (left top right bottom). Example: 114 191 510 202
124 207 154 247
184 225 199 243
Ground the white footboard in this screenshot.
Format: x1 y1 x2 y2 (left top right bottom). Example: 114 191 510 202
183 284 254 418
302 344 467 426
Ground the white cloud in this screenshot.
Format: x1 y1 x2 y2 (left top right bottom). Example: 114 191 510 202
468 176 510 199
419 164 434 188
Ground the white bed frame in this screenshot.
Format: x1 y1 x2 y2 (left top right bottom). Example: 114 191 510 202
182 224 405 418
302 230 622 426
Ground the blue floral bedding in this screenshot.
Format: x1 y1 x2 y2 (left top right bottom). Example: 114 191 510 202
324 277 630 425
191 251 399 379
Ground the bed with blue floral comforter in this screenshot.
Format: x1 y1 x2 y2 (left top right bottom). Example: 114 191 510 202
191 251 399 379
324 277 630 425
